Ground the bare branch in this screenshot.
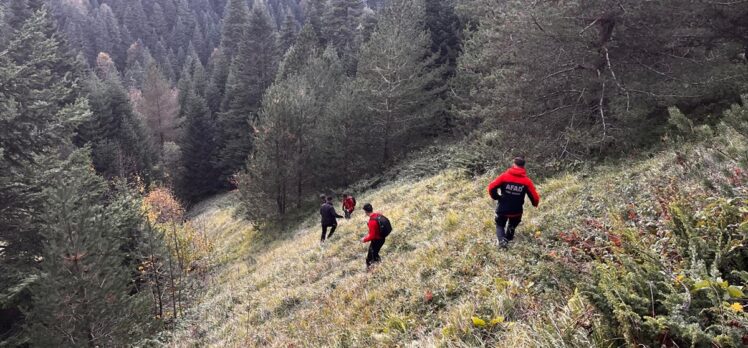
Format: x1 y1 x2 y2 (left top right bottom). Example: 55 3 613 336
603 47 630 111
543 66 580 80
529 104 575 119
579 18 599 35
531 14 546 33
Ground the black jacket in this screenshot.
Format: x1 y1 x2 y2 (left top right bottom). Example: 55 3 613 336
320 202 342 226
487 166 540 216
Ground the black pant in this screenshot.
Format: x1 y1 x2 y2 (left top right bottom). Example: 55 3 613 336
344 209 352 219
366 238 386 268
321 224 337 241
495 214 522 242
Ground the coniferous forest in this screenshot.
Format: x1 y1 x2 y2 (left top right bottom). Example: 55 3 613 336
2 0 748 346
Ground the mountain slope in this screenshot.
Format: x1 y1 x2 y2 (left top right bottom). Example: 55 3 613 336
171 133 748 347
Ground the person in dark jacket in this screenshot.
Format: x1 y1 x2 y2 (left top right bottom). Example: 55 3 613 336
342 194 356 219
487 157 541 248
361 203 385 269
320 195 343 243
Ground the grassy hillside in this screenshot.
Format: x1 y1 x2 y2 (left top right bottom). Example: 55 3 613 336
170 133 748 347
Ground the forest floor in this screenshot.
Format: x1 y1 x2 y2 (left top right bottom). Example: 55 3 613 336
169 134 748 347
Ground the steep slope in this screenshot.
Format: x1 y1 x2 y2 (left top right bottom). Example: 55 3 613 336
171 134 748 347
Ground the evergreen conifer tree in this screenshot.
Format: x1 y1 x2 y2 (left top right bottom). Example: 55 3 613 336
0 7 93 342
276 23 319 79
178 87 220 202
27 151 150 347
219 0 250 60
215 3 279 185
355 0 443 163
279 9 298 54
78 57 156 182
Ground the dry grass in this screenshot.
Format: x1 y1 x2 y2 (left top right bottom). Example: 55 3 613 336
169 136 747 347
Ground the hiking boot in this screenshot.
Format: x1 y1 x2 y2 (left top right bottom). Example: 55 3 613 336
499 238 509 249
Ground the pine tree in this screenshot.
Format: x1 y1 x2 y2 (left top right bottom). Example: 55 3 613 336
241 74 310 216
150 3 168 40
124 0 151 44
279 9 298 54
276 22 319 79
304 0 327 44
219 0 250 60
27 151 150 347
425 0 461 77
5 0 42 30
78 57 156 182
424 0 461 131
323 0 364 54
241 45 346 216
0 7 92 343
215 4 279 185
177 87 220 203
355 0 443 163
205 49 230 113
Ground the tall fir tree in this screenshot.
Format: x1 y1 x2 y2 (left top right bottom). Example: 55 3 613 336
123 0 151 44
279 9 298 54
77 54 156 182
27 151 151 347
323 0 364 53
355 0 443 163
241 45 346 217
219 0 250 60
304 0 327 45
215 3 279 186
177 86 220 203
5 0 43 30
0 7 91 343
424 0 461 131
276 22 319 79
205 49 230 113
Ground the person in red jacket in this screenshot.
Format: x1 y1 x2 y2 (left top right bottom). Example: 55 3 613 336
360 203 385 269
487 156 540 248
342 194 356 219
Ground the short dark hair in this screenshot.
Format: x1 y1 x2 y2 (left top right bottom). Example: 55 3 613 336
363 203 373 213
326 195 333 202
514 156 526 167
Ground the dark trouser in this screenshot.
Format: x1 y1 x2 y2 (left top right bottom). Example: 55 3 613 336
344 209 352 219
495 214 522 242
321 223 337 241
366 238 386 268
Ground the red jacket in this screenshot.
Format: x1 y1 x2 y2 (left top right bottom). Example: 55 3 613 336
362 213 382 243
343 197 356 211
487 166 540 216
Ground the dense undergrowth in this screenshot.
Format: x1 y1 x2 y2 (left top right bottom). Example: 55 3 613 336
164 125 748 347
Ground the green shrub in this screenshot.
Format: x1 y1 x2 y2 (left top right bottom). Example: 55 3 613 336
587 197 748 347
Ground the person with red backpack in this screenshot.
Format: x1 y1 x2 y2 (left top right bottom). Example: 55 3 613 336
342 194 356 219
361 203 392 269
487 156 540 249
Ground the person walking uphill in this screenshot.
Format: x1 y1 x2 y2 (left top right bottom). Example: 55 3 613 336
320 196 343 243
361 203 392 270
487 156 540 249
